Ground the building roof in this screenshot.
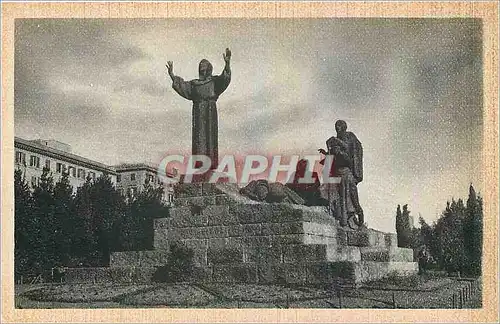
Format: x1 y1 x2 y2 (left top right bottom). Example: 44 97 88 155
14 137 116 174
114 162 175 178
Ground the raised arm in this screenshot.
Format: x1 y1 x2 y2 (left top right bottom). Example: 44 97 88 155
215 48 231 95
221 48 231 76
166 61 175 81
166 60 193 100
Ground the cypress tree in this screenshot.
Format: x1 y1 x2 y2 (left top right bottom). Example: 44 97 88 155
464 184 483 276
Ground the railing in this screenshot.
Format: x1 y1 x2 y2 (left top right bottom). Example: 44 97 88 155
450 278 481 308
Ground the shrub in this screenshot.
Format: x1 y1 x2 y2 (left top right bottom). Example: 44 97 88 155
153 243 194 283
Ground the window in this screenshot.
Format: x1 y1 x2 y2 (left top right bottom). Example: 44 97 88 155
130 173 136 181
168 194 174 203
120 188 125 196
45 159 50 170
31 176 37 188
15 152 26 165
71 167 76 177
128 186 137 197
56 163 62 173
88 171 96 180
117 174 121 182
78 169 85 179
29 155 40 168
145 174 154 184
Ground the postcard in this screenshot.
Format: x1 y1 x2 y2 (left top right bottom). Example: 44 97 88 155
1 1 498 323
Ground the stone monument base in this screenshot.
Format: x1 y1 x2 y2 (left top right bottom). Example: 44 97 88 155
65 183 417 285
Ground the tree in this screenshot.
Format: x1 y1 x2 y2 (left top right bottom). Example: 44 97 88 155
434 199 466 274
116 181 169 251
396 204 412 247
73 174 125 266
73 176 95 266
90 174 126 265
14 169 32 278
464 184 483 276
52 172 75 266
30 167 56 273
418 216 434 247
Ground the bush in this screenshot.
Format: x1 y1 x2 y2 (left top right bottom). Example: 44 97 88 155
153 243 194 283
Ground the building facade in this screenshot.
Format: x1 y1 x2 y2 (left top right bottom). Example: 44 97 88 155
114 163 175 205
14 137 117 193
15 137 175 205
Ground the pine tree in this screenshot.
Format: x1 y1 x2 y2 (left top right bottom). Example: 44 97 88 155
31 167 56 273
53 171 75 266
88 174 125 266
73 176 95 266
118 181 169 251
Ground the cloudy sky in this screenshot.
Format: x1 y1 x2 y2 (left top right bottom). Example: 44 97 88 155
15 19 483 232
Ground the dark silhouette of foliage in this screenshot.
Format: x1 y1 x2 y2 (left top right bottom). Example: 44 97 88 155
15 169 170 277
30 168 56 273
14 169 33 279
73 174 125 266
116 181 170 251
408 184 483 277
53 172 75 266
396 204 412 248
464 185 483 276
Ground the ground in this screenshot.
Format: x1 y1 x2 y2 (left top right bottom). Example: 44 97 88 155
15 274 481 309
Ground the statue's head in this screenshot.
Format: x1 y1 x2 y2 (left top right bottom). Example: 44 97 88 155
335 120 347 135
198 59 213 80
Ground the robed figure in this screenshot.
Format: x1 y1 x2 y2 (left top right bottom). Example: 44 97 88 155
166 48 232 170
319 120 364 228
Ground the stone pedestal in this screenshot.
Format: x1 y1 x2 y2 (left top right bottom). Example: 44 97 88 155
65 183 417 285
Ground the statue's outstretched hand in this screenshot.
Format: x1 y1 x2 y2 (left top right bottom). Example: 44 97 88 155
318 149 327 155
223 48 231 63
166 61 174 78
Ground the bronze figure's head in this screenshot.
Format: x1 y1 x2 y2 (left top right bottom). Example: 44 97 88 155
198 59 213 80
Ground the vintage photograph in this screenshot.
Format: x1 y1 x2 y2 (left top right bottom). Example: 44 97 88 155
2 2 498 323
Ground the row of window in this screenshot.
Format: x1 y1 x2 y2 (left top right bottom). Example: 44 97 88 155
116 173 162 184
119 187 138 197
16 151 97 180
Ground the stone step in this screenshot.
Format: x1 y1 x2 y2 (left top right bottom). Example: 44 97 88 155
202 244 362 266
204 244 414 266
360 247 414 262
157 204 335 229
64 260 418 285
174 194 233 208
154 231 339 252
109 245 413 271
109 250 169 268
64 266 157 284
211 261 418 284
174 183 224 198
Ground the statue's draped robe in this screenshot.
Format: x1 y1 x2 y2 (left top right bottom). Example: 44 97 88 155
322 131 363 226
172 69 231 169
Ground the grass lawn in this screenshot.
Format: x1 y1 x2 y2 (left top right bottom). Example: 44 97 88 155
15 275 482 309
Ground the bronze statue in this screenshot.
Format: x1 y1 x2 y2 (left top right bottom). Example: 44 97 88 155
240 179 305 205
319 120 364 228
286 159 327 206
166 48 232 170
